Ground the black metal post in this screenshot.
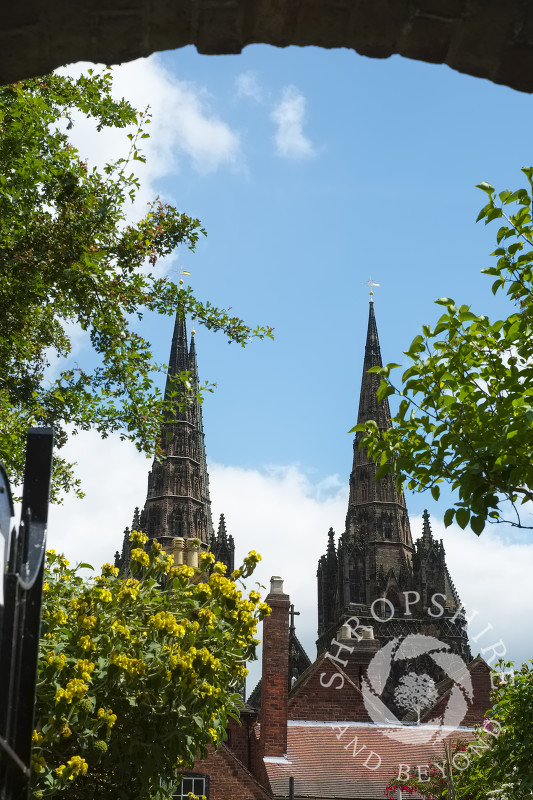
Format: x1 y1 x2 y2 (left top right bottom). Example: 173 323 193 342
0 428 54 800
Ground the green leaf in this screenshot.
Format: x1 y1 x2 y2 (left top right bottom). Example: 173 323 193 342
376 461 392 480
430 485 440 501
476 182 495 195
470 515 485 535
443 508 455 527
455 507 470 529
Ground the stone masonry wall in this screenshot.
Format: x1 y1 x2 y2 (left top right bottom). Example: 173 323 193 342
3 1 533 93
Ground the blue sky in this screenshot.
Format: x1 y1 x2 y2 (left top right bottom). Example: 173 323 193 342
48 46 533 683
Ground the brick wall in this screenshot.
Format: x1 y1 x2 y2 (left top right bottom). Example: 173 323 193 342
260 577 290 757
226 712 255 770
289 653 373 722
193 744 272 800
420 656 492 726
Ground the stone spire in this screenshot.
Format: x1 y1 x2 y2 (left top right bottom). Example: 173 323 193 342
316 301 469 662
345 301 413 548
137 307 214 554
356 298 391 428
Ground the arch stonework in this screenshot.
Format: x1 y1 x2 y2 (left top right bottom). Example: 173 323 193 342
2 0 533 92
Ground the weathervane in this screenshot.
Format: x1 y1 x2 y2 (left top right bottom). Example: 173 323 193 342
178 266 191 286
364 277 380 301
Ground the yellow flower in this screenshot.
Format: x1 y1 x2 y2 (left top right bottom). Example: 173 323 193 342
77 659 95 681
258 602 271 618
118 578 140 600
198 551 215 568
111 620 131 639
79 635 96 651
78 614 97 629
32 730 43 744
100 562 119 577
31 754 46 773
46 651 67 670
130 547 150 568
55 678 88 704
175 564 195 579
94 587 112 603
130 529 149 546
97 707 117 728
53 609 68 625
111 652 146 676
149 611 185 638
66 755 88 779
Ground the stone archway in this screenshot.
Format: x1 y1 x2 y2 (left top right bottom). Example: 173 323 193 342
2 1 533 92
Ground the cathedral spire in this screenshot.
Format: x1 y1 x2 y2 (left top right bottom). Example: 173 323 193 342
357 301 392 429
136 305 214 551
164 308 189 402
347 301 411 530
316 300 469 663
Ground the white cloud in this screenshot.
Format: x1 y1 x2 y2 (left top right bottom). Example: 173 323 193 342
271 86 315 159
59 56 243 211
235 71 263 103
43 432 533 691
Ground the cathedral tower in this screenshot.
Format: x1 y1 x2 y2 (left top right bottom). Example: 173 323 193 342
115 306 234 571
316 300 470 661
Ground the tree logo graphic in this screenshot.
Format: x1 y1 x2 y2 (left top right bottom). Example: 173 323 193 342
361 633 473 744
393 672 439 724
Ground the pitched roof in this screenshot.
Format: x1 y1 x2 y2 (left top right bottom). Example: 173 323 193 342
196 742 273 799
264 722 476 799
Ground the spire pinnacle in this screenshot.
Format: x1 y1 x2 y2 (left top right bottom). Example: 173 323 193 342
422 509 433 541
357 302 390 428
217 513 228 543
326 528 336 562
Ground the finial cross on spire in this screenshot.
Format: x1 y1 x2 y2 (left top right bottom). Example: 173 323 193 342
289 603 300 633
364 277 380 302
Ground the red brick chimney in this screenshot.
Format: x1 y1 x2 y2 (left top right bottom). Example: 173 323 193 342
260 576 290 757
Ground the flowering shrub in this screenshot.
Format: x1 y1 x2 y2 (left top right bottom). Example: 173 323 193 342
32 534 269 799
384 740 469 799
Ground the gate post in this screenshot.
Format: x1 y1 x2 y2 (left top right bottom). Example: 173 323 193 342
0 428 54 800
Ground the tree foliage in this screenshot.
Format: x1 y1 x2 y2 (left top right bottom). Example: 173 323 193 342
354 169 533 533
0 70 272 501
453 662 533 799
32 535 269 799
385 662 533 799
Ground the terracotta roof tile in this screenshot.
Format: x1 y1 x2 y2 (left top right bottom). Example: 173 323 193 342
264 722 475 799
